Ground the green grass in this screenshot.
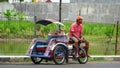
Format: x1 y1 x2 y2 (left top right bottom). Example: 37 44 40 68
0 39 30 55
0 20 120 38
0 35 120 55
85 35 119 55
63 22 120 38
0 20 120 55
0 20 34 38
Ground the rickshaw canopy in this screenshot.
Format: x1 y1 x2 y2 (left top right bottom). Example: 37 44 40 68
36 19 64 26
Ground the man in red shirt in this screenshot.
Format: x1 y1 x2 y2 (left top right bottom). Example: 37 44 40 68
70 16 90 57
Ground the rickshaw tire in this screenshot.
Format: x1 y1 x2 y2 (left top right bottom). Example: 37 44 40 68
31 57 43 64
77 47 88 64
53 46 66 65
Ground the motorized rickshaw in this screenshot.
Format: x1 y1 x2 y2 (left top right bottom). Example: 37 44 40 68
26 19 88 65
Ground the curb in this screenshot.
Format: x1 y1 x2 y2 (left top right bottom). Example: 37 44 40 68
0 56 29 62
90 55 120 61
0 55 120 62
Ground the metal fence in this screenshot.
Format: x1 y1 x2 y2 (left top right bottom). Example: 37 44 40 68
0 16 120 56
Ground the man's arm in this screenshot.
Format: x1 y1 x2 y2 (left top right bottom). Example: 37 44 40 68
72 32 82 41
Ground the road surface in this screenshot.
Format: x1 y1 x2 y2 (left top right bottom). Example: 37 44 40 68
0 62 120 68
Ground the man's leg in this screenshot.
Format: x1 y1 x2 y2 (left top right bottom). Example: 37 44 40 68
74 42 79 57
84 41 90 57
81 37 90 57
72 37 79 57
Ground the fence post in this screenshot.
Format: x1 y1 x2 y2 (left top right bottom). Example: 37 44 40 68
58 0 62 31
34 16 37 38
115 21 119 55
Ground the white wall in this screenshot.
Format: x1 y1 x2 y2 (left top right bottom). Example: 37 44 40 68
8 0 20 3
24 0 32 2
52 0 70 3
8 0 33 3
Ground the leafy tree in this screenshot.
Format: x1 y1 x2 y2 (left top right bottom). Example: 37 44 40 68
0 0 24 2
20 0 24 1
1 9 16 20
1 9 26 21
0 0 4 2
0 0 8 2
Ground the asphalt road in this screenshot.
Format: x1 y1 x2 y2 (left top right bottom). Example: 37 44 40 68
0 62 120 68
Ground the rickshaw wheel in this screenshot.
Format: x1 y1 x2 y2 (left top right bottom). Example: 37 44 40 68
77 47 88 64
31 57 43 64
53 46 66 65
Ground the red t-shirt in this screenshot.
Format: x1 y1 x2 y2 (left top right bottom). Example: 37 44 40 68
70 22 83 38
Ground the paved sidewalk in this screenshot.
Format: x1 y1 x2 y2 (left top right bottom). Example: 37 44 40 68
91 55 120 61
0 55 120 62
